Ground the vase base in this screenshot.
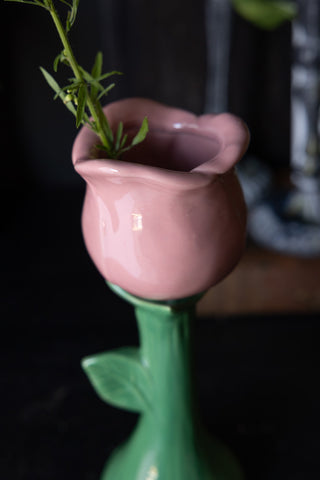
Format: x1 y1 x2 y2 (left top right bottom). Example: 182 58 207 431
101 434 244 480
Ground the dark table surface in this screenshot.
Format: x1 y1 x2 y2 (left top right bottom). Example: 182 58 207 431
1 188 320 480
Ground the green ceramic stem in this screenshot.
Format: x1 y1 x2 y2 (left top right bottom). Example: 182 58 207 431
137 301 195 427
134 299 201 476
83 283 244 480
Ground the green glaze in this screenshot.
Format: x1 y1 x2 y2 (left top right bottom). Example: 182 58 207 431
82 283 244 480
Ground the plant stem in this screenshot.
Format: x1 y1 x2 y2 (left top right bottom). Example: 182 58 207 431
44 0 112 152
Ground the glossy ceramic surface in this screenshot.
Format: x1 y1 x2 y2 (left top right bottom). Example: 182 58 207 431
72 98 249 300
82 283 244 480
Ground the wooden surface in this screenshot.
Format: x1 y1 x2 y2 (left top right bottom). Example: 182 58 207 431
197 244 320 316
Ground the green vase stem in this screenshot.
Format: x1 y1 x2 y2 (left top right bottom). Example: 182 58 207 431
84 283 244 480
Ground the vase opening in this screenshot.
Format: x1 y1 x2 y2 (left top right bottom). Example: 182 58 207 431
117 126 221 172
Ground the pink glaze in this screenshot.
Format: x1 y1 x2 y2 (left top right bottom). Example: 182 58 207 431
72 98 249 300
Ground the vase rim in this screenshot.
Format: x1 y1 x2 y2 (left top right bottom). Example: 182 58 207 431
72 97 249 190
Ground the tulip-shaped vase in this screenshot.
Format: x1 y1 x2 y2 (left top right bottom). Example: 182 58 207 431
72 98 249 480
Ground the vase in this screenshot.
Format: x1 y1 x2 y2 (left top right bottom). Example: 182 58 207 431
72 98 249 479
73 98 248 300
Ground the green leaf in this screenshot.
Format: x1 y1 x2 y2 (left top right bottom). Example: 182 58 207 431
70 0 80 24
40 67 77 116
66 12 71 32
76 67 121 99
40 66 62 95
59 80 82 94
91 51 103 79
59 0 72 8
120 133 128 149
96 104 114 143
78 68 101 91
40 68 76 114
231 0 297 30
115 122 123 151
65 0 80 31
76 84 87 128
131 117 149 147
82 347 152 413
97 83 115 100
53 52 62 72
4 0 46 7
91 52 103 99
96 70 122 82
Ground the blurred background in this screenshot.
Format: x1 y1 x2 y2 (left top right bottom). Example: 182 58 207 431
1 1 319 479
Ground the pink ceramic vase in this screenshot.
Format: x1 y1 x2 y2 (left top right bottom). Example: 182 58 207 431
72 98 249 300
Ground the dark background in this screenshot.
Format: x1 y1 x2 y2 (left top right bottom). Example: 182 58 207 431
1 1 319 479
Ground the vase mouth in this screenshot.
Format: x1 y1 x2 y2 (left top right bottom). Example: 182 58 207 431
106 126 222 173
72 97 250 189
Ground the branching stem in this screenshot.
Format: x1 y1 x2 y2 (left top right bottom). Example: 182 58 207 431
44 0 112 151
5 0 148 158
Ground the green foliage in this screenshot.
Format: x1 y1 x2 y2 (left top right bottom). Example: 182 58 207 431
65 0 80 32
4 0 149 159
40 67 77 116
231 0 297 30
82 347 153 413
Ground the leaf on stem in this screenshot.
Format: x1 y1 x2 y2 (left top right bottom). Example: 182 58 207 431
97 71 123 82
76 84 87 127
40 66 63 95
4 0 47 7
91 51 103 99
115 122 123 151
53 49 69 72
59 0 72 9
120 133 128 149
96 103 114 144
40 66 77 116
91 51 103 79
65 0 80 32
53 53 61 72
79 65 121 100
131 117 149 147
82 347 153 413
97 83 115 100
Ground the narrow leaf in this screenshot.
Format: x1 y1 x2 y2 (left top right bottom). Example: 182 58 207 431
4 0 46 7
66 11 71 32
98 106 113 143
96 70 122 82
62 80 82 92
82 347 152 413
78 67 95 84
120 133 128 149
40 67 77 116
115 122 123 151
131 117 149 147
97 83 115 100
91 51 103 79
40 66 62 96
53 52 62 72
76 84 87 128
59 0 72 8
91 52 103 99
70 0 80 26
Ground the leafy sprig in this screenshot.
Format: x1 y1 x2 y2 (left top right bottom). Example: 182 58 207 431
4 0 148 159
